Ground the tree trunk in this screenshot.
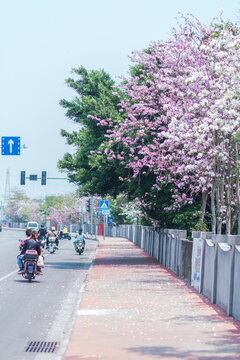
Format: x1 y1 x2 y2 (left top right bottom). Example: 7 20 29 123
226 183 231 235
238 213 240 235
211 189 216 233
200 191 208 222
236 142 240 234
216 180 222 234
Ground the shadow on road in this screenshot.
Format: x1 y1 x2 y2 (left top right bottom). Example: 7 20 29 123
126 346 240 359
93 256 157 266
14 279 42 283
44 261 93 270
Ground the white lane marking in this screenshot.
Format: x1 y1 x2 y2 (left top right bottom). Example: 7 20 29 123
0 269 18 282
0 241 71 283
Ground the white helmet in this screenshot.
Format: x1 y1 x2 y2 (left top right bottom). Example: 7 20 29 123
51 226 55 231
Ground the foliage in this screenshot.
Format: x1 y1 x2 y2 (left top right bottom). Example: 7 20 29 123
4 190 42 223
109 194 142 225
5 191 84 225
59 16 240 234
97 16 240 234
58 66 127 197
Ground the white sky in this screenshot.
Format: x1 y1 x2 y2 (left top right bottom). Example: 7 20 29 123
0 0 239 200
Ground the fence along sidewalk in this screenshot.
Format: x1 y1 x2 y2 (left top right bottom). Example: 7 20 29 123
105 225 240 324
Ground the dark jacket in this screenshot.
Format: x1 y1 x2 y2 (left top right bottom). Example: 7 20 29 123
38 228 47 237
21 238 41 255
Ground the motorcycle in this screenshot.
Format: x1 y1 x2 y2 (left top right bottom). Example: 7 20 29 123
48 237 57 253
59 231 71 240
21 250 41 282
75 240 85 255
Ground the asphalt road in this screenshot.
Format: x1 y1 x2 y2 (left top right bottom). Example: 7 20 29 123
0 228 98 360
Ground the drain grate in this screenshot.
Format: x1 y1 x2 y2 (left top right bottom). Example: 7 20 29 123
25 341 59 353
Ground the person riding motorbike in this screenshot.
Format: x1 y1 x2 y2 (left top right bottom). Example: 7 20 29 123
46 226 59 248
62 226 67 234
38 224 47 239
18 232 42 273
18 229 32 268
59 226 68 238
73 228 86 251
19 229 32 250
31 230 39 240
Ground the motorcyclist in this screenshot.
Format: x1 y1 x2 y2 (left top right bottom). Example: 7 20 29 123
38 224 47 239
32 230 39 240
19 228 32 250
59 226 68 238
46 226 59 248
73 228 86 251
62 226 68 234
18 229 32 268
18 232 41 273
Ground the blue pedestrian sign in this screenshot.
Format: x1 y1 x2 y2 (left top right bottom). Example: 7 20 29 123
100 200 109 210
99 200 110 216
1 137 21 155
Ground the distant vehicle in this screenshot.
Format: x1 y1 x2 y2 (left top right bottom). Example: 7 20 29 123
48 237 57 254
59 231 71 240
26 221 39 231
0 224 2 232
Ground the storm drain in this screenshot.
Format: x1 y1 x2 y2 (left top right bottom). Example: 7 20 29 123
25 341 59 353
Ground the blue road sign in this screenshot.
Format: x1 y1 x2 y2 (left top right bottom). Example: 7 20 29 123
107 216 113 224
1 137 21 155
99 209 110 215
99 200 109 210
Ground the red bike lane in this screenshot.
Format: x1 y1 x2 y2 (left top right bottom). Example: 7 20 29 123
63 236 240 360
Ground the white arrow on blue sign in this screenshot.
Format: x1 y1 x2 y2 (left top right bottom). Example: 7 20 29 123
1 137 21 155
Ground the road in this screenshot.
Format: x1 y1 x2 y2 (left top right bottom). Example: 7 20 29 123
0 228 98 360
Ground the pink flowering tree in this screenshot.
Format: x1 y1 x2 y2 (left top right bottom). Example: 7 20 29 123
5 190 43 223
96 16 240 234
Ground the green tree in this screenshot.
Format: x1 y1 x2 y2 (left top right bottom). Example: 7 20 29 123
58 66 127 197
39 194 77 217
58 66 205 231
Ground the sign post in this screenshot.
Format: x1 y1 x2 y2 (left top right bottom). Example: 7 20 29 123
99 201 109 240
90 195 93 237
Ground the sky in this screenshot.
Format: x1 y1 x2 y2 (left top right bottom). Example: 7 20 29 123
0 0 239 201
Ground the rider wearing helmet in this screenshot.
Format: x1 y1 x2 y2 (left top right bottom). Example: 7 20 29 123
46 226 59 248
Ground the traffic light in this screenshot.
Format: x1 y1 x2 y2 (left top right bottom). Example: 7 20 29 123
41 171 47 185
86 198 91 212
20 171 25 185
29 174 38 181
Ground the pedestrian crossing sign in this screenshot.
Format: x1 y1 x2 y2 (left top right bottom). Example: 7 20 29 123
100 200 109 210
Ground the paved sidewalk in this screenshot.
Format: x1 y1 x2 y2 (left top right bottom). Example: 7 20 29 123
63 236 240 360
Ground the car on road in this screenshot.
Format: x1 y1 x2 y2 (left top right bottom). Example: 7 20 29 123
26 221 39 231
0 224 2 232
